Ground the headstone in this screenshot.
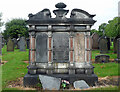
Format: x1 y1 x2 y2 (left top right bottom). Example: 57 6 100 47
91 33 99 50
7 38 14 51
39 75 61 90
16 39 20 49
98 36 108 54
0 34 2 55
19 37 26 51
26 38 29 49
106 38 110 50
73 80 89 89
95 55 110 63
113 37 119 53
12 38 17 48
115 38 120 63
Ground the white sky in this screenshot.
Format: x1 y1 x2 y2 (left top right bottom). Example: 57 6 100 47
0 0 119 32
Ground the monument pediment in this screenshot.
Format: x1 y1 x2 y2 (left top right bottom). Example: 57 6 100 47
71 9 95 19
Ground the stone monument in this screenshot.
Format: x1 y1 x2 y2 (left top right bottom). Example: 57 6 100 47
24 2 98 87
19 37 26 51
115 38 120 63
91 32 99 50
98 36 108 54
7 38 14 52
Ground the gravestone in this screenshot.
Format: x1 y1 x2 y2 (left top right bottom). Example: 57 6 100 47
0 34 2 55
115 38 120 63
98 36 108 54
106 38 110 50
26 38 29 49
19 37 26 51
7 38 14 51
39 75 61 90
95 55 110 63
113 37 119 53
91 32 99 50
12 38 17 48
73 80 89 89
16 39 20 49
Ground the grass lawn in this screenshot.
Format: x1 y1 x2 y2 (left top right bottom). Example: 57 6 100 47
1 44 119 91
2 46 29 89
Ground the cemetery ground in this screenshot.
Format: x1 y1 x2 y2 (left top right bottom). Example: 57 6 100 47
1 45 120 91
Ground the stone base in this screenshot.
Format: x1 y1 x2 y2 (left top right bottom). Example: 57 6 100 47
23 73 98 87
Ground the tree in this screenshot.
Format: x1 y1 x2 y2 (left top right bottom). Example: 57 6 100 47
105 17 120 38
98 23 107 36
3 18 28 40
0 13 4 30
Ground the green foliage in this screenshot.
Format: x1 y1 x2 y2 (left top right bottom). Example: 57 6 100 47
2 18 28 40
105 17 120 38
0 13 4 30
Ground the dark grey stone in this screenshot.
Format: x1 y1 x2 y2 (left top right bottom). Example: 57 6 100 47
24 73 98 86
106 38 110 50
53 33 69 62
98 36 108 54
26 38 29 49
95 55 110 63
39 75 61 90
115 38 120 63
91 33 99 50
36 33 48 62
19 37 26 51
73 80 89 89
113 37 119 53
7 38 14 51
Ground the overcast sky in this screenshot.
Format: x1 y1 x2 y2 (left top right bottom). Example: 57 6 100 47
0 0 119 32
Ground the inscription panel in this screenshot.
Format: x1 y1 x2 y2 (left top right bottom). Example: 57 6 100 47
74 32 85 62
36 33 48 62
53 33 69 62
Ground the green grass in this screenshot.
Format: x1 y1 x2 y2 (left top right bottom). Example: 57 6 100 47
2 45 29 89
93 63 119 77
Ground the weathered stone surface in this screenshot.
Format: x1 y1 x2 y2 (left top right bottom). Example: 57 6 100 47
7 38 14 51
115 38 120 63
53 33 69 62
73 80 89 89
106 38 110 50
74 32 85 62
95 55 110 63
39 75 61 90
26 38 29 49
36 33 48 62
98 36 108 54
19 37 26 51
91 33 99 50
113 37 119 53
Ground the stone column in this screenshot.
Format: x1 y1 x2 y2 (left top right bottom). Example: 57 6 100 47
29 31 36 65
70 32 74 62
48 32 52 62
69 32 75 74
